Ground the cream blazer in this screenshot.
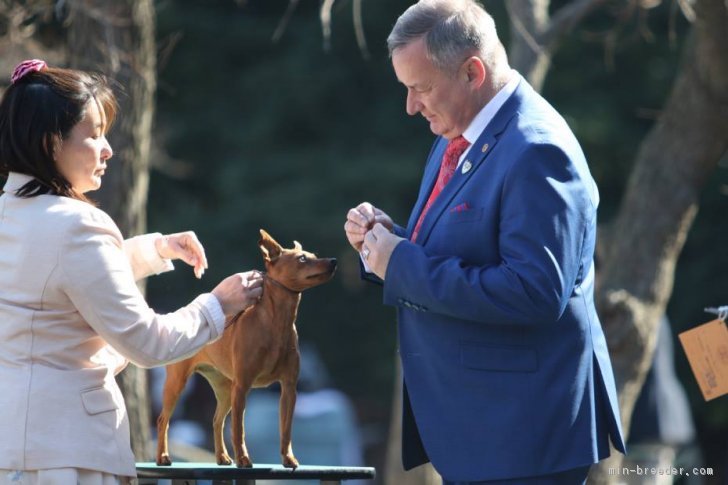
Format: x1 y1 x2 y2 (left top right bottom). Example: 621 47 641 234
0 172 226 477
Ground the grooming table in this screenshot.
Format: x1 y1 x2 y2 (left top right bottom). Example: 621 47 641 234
136 462 376 484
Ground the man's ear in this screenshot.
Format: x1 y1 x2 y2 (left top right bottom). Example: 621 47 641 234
259 229 282 262
463 56 486 87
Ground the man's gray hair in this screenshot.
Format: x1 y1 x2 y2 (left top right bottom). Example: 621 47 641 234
387 0 503 74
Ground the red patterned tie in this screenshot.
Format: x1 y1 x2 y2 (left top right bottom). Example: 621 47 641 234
411 135 470 242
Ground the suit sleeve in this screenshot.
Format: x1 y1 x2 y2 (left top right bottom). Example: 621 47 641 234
360 223 408 286
58 209 226 368
383 143 594 326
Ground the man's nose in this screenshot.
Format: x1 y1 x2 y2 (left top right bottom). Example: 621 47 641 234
406 90 420 116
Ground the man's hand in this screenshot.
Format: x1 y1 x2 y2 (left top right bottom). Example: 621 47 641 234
156 231 208 279
344 202 394 252
361 223 405 280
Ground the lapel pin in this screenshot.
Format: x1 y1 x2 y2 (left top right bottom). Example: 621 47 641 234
481 143 489 153
462 160 472 174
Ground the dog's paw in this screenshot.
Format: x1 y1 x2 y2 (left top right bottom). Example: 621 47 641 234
282 454 299 469
156 454 172 466
236 456 253 468
217 453 233 466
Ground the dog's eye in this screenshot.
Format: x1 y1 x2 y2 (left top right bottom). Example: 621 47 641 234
298 256 307 263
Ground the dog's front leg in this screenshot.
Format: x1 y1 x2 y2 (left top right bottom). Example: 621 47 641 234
279 379 299 468
231 380 253 468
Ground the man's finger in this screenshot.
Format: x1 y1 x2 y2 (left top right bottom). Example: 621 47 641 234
372 223 389 237
357 203 376 222
364 230 375 246
348 212 370 230
345 220 365 234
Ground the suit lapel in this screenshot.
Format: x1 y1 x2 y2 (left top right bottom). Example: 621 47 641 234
405 137 449 237
412 80 527 245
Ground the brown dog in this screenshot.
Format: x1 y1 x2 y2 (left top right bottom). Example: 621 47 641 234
155 229 337 468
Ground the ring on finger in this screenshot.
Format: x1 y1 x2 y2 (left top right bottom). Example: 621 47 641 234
362 246 370 260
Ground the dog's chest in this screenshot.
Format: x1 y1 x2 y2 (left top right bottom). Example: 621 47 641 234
226 318 299 384
254 333 299 384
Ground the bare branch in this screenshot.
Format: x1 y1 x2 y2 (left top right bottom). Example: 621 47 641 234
67 0 133 27
320 0 335 52
353 0 370 60
546 0 613 43
506 2 546 57
272 0 299 44
677 0 697 20
157 31 183 72
268 0 370 58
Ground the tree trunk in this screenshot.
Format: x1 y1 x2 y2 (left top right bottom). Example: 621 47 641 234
507 0 611 91
507 0 552 91
589 0 728 481
66 0 157 461
384 359 441 485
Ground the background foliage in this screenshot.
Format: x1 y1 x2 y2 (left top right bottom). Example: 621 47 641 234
140 0 727 475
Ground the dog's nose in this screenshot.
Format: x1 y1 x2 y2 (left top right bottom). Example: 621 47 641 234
330 258 338 268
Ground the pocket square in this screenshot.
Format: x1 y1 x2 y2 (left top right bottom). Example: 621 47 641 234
450 202 471 213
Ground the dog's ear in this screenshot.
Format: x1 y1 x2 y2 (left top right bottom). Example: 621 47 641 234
293 240 302 251
259 229 282 262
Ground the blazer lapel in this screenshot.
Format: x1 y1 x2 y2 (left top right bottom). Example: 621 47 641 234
412 80 527 245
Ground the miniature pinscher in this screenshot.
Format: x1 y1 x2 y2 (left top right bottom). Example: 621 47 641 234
155 229 337 468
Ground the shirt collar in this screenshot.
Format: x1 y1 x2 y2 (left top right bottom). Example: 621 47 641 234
462 70 521 145
2 172 35 194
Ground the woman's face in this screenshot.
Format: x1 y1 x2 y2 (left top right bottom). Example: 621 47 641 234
54 99 113 194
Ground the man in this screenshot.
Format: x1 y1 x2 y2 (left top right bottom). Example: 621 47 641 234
343 0 625 483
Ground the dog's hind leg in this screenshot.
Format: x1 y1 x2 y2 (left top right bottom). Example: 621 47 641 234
156 360 195 466
199 366 234 465
279 377 299 468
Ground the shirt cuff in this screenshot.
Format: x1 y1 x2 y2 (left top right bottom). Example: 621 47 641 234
361 252 373 273
140 233 175 275
195 292 226 339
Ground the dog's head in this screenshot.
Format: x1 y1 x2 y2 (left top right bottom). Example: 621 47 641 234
258 229 337 292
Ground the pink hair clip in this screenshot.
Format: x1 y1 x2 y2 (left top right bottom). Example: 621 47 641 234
11 59 47 84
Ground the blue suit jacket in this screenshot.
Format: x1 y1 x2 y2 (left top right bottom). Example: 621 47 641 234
379 77 625 481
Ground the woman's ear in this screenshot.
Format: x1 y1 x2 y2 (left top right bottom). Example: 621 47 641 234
45 133 61 162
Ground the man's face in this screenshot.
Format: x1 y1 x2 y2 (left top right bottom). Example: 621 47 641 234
392 37 472 140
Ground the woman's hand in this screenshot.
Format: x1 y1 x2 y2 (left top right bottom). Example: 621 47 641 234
212 270 264 317
156 231 208 279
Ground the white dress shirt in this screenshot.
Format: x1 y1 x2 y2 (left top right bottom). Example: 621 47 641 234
361 70 521 269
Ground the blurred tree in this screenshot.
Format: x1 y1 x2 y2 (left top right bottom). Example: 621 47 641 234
66 0 158 461
591 0 728 481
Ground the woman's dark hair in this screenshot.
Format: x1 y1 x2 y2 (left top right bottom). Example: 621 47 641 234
0 66 117 202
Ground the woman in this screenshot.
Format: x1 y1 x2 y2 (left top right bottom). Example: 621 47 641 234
0 60 262 484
